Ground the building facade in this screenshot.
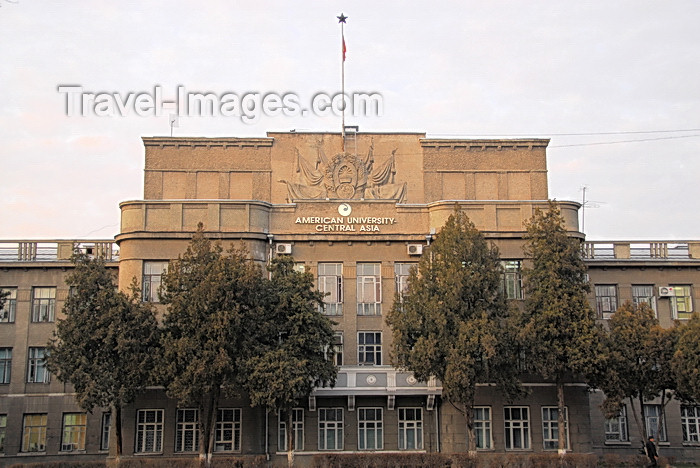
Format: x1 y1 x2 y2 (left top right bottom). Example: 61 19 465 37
0 131 698 464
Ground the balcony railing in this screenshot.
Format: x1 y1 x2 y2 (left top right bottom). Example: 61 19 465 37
583 241 700 261
0 240 119 262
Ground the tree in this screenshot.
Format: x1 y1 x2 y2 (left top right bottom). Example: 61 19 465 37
243 256 337 468
0 288 8 320
598 301 678 448
387 210 521 453
158 226 267 466
46 254 159 460
520 202 601 454
672 313 700 403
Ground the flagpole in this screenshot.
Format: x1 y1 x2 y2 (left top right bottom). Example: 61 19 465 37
338 13 347 152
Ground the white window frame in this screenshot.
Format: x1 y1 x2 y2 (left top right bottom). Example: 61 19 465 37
398 407 423 450
331 332 343 366
27 347 49 383
61 413 87 452
100 412 111 451
595 284 618 319
0 348 11 384
175 408 199 453
604 405 629 443
0 288 17 323
318 408 343 450
681 405 700 443
644 404 667 442
670 285 693 320
135 409 164 453
358 331 382 366
504 406 530 450
631 285 657 317
541 407 569 450
501 260 523 300
278 408 304 452
318 263 343 315
22 413 47 452
474 406 492 450
394 263 415 303
358 407 383 450
31 287 56 322
142 261 168 303
214 408 241 452
357 263 382 315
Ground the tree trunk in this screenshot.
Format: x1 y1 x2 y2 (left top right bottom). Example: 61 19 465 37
557 381 567 456
107 403 122 467
630 393 648 453
199 389 220 468
287 410 295 468
465 400 476 456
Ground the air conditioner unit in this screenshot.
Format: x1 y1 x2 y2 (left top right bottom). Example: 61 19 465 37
407 244 423 255
658 286 675 297
276 243 292 255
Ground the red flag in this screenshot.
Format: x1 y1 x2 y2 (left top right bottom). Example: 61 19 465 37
342 37 347 62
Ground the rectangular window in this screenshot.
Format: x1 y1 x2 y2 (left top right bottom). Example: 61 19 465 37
632 285 657 316
357 263 382 315
394 263 415 303
0 288 17 323
0 348 11 384
474 407 492 450
27 347 49 383
644 405 667 442
318 263 343 315
22 413 47 452
142 261 168 303
278 408 304 451
215 408 241 452
61 413 87 451
135 409 164 453
176 409 199 452
331 332 343 366
504 407 530 450
31 287 56 322
398 407 423 450
100 412 111 451
595 285 618 319
501 261 523 300
358 332 382 366
358 408 383 450
318 408 343 450
681 406 700 443
670 285 693 320
0 414 6 454
542 407 569 450
604 405 629 442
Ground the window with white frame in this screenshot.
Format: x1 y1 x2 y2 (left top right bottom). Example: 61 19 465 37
0 414 6 454
504 407 530 450
357 263 381 315
135 409 164 453
318 408 343 450
670 285 693 320
595 285 618 318
474 407 492 450
644 405 667 442
394 263 415 303
0 288 17 323
681 406 700 443
176 409 199 452
100 412 111 451
0 348 11 384
318 263 343 315
278 408 304 451
22 413 47 452
542 407 568 450
330 332 343 366
215 408 241 452
358 407 383 450
27 347 49 383
398 408 423 450
142 261 168 303
31 287 56 322
61 413 87 451
632 285 657 316
604 405 629 442
358 332 382 366
501 261 523 300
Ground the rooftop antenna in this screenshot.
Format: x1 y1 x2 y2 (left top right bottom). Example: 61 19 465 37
580 185 603 233
337 13 348 152
169 114 179 137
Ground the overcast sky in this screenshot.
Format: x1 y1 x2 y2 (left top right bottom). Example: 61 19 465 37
1 1 698 241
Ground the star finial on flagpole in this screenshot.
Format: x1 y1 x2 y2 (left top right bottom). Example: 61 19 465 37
337 13 348 23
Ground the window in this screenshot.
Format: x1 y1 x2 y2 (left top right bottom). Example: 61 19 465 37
31 287 56 322
357 263 381 315
0 414 6 454
61 413 87 451
542 407 568 450
135 409 164 453
644 405 667 442
681 406 700 443
318 263 343 315
504 407 530 450
604 405 629 442
398 408 422 450
176 409 199 452
474 407 492 450
318 408 343 450
358 332 382 366
215 408 241 452
358 408 383 450
142 261 168 302
27 347 49 383
100 412 111 451
330 332 343 366
501 261 523 299
0 288 17 323
279 408 304 451
394 263 415 302
22 414 47 452
632 285 657 316
670 285 693 320
0 348 11 384
595 285 618 319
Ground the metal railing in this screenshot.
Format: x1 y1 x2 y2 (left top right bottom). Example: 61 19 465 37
583 241 698 260
0 240 119 262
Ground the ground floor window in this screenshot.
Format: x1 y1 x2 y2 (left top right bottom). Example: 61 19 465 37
176 409 199 452
318 408 343 450
135 409 163 453
358 407 383 450
0 414 6 454
604 405 628 442
681 405 700 443
474 407 492 450
279 408 304 451
644 405 667 442
215 408 241 452
100 412 111 451
398 407 423 450
61 413 87 451
22 413 47 452
504 406 530 450
542 407 568 450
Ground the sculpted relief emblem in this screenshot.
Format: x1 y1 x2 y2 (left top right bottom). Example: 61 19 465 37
281 143 407 202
